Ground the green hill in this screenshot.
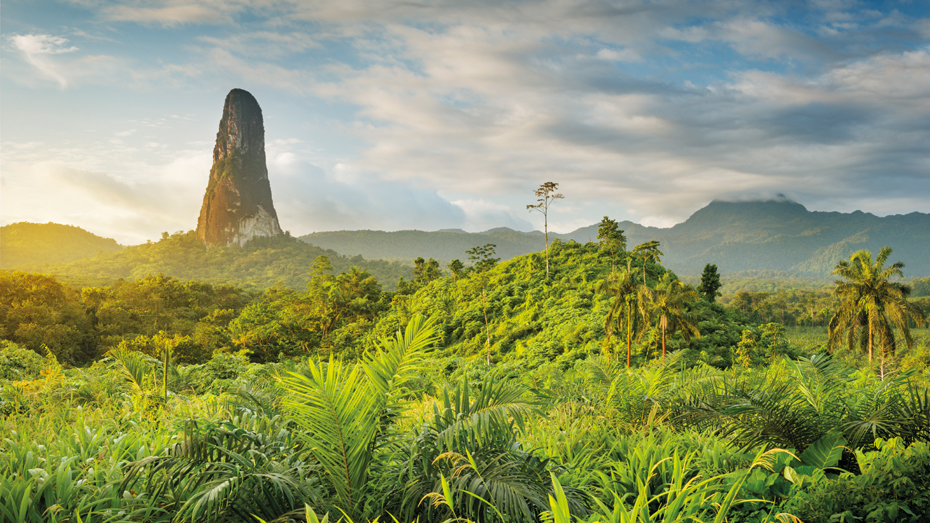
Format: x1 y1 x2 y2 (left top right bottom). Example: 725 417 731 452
300 199 930 277
352 239 752 370
0 222 123 269
18 231 412 291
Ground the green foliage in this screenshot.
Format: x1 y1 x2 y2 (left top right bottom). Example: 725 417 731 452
0 271 93 363
281 315 438 519
735 323 797 368
467 244 501 273
698 263 722 303
0 341 45 381
911 276 930 297
828 247 927 370
676 353 930 460
121 414 316 523
396 375 574 523
784 438 930 523
597 216 627 273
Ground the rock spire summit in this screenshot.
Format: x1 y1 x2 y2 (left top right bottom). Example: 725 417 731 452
196 88 283 247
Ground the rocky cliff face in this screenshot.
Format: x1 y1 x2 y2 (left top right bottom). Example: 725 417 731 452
196 88 283 247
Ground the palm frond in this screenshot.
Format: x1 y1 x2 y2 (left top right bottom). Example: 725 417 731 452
280 314 439 519
108 347 153 393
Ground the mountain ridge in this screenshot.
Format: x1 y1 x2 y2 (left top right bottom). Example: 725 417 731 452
299 199 930 277
4 199 927 280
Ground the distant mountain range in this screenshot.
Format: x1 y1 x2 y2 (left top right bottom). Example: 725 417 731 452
4 199 928 282
300 199 930 277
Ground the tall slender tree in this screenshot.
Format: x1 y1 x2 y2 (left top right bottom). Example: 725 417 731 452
828 247 926 372
597 216 626 273
526 182 564 280
650 273 701 360
599 260 651 367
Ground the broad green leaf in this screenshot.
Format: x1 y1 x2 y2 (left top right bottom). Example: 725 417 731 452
800 432 846 469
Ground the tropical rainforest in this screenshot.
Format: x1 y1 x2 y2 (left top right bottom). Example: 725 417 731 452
2 224 930 523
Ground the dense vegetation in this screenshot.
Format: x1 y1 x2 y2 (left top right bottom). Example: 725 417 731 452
2 236 929 523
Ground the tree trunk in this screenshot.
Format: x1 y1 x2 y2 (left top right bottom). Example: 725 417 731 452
868 315 873 363
544 214 550 280
662 324 667 360
163 343 170 402
626 300 633 368
483 287 491 365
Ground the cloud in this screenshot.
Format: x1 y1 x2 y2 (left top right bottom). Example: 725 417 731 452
102 3 230 26
8 34 78 87
266 152 535 234
4 0 929 243
297 10 930 225
207 48 308 94
199 31 321 58
715 17 838 62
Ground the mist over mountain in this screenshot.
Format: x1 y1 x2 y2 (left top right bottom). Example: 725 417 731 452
301 199 930 277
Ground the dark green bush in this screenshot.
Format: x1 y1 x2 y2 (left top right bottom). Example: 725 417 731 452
783 438 930 523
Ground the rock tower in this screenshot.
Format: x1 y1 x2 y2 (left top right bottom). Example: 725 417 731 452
196 88 283 247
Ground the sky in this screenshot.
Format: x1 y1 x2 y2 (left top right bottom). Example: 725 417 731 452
2 0 929 245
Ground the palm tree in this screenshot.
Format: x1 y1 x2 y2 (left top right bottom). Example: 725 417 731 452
395 375 582 523
650 274 701 360
280 315 439 519
599 261 651 367
828 247 926 369
630 241 663 286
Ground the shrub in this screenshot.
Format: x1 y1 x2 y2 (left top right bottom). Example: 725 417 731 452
783 438 930 523
0 341 45 381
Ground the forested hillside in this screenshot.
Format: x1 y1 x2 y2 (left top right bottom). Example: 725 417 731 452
302 199 930 277
0 222 123 268
14 230 411 290
2 237 929 523
3 232 930 523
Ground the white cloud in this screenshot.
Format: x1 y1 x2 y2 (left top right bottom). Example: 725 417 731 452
102 4 230 26
8 34 78 87
3 0 928 243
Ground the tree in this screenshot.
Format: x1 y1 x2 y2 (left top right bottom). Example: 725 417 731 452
466 244 500 273
698 263 722 303
630 241 663 286
599 261 651 367
447 259 465 283
650 274 701 360
272 316 440 521
828 247 926 371
306 255 336 341
526 182 564 280
424 257 441 282
596 216 626 273
466 244 499 365
413 257 426 282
